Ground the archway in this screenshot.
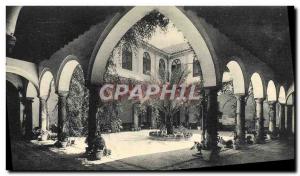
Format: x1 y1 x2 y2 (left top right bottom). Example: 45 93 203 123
226 61 245 95
267 80 277 102
6 57 39 90
278 86 286 104
26 82 39 129
57 59 87 137
89 6 219 87
7 72 37 139
218 60 246 143
39 70 56 131
57 59 80 93
250 72 266 143
286 84 294 134
250 72 264 99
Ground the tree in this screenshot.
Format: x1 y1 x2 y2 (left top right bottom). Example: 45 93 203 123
140 67 204 134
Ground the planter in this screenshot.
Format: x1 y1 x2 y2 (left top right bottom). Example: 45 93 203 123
95 150 104 160
201 150 213 161
41 134 48 141
233 144 239 150
61 141 68 148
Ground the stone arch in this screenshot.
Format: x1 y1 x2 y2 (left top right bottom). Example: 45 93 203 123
250 72 265 99
225 60 246 95
278 86 287 104
6 57 39 90
39 69 54 97
6 72 24 92
267 80 277 102
89 6 219 87
57 57 81 93
286 83 294 104
6 6 23 35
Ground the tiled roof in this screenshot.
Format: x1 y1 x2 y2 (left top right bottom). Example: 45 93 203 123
162 42 191 54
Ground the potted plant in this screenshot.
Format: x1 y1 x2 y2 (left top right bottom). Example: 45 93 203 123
59 132 69 148
39 130 49 141
87 132 106 161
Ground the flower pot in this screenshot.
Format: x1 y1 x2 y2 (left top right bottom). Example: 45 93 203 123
41 134 48 141
95 150 103 160
233 144 239 150
197 126 201 130
61 141 68 148
201 150 212 161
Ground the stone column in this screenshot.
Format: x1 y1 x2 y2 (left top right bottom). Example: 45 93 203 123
235 94 246 145
286 105 293 136
19 95 26 136
23 97 34 139
278 103 286 137
292 105 295 134
133 103 139 130
87 85 100 151
268 101 276 137
39 96 48 132
150 107 156 129
57 91 68 141
254 98 264 143
203 87 219 159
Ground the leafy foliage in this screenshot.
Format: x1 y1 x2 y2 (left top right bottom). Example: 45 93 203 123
65 66 89 136
121 10 169 49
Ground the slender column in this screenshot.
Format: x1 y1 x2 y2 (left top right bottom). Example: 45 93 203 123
133 103 139 130
87 85 100 151
268 101 276 137
19 95 26 136
39 96 48 132
286 105 293 136
292 105 295 134
254 98 264 143
150 107 156 129
57 91 68 141
203 87 219 159
235 94 246 145
278 103 286 137
22 97 34 139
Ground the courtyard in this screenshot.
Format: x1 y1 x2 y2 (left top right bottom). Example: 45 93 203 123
9 130 294 170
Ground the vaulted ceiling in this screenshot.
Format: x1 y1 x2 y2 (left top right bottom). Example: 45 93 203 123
10 6 294 83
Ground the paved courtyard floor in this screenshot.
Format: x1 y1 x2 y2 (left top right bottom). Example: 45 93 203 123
9 130 294 171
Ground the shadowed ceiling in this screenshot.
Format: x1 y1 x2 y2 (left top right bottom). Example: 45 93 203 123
9 6 294 83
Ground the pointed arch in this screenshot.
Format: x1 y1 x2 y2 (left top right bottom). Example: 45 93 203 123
89 6 218 87
278 86 286 104
39 70 54 97
57 58 81 92
267 80 277 102
250 72 264 99
225 60 246 95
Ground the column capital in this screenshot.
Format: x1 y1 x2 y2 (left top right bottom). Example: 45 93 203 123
268 101 276 105
39 95 48 101
57 91 69 98
23 97 34 103
204 86 220 94
234 94 246 100
254 98 264 103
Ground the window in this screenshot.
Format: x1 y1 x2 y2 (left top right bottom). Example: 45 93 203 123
143 52 151 75
171 59 181 73
193 58 201 77
159 59 166 79
122 45 132 70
